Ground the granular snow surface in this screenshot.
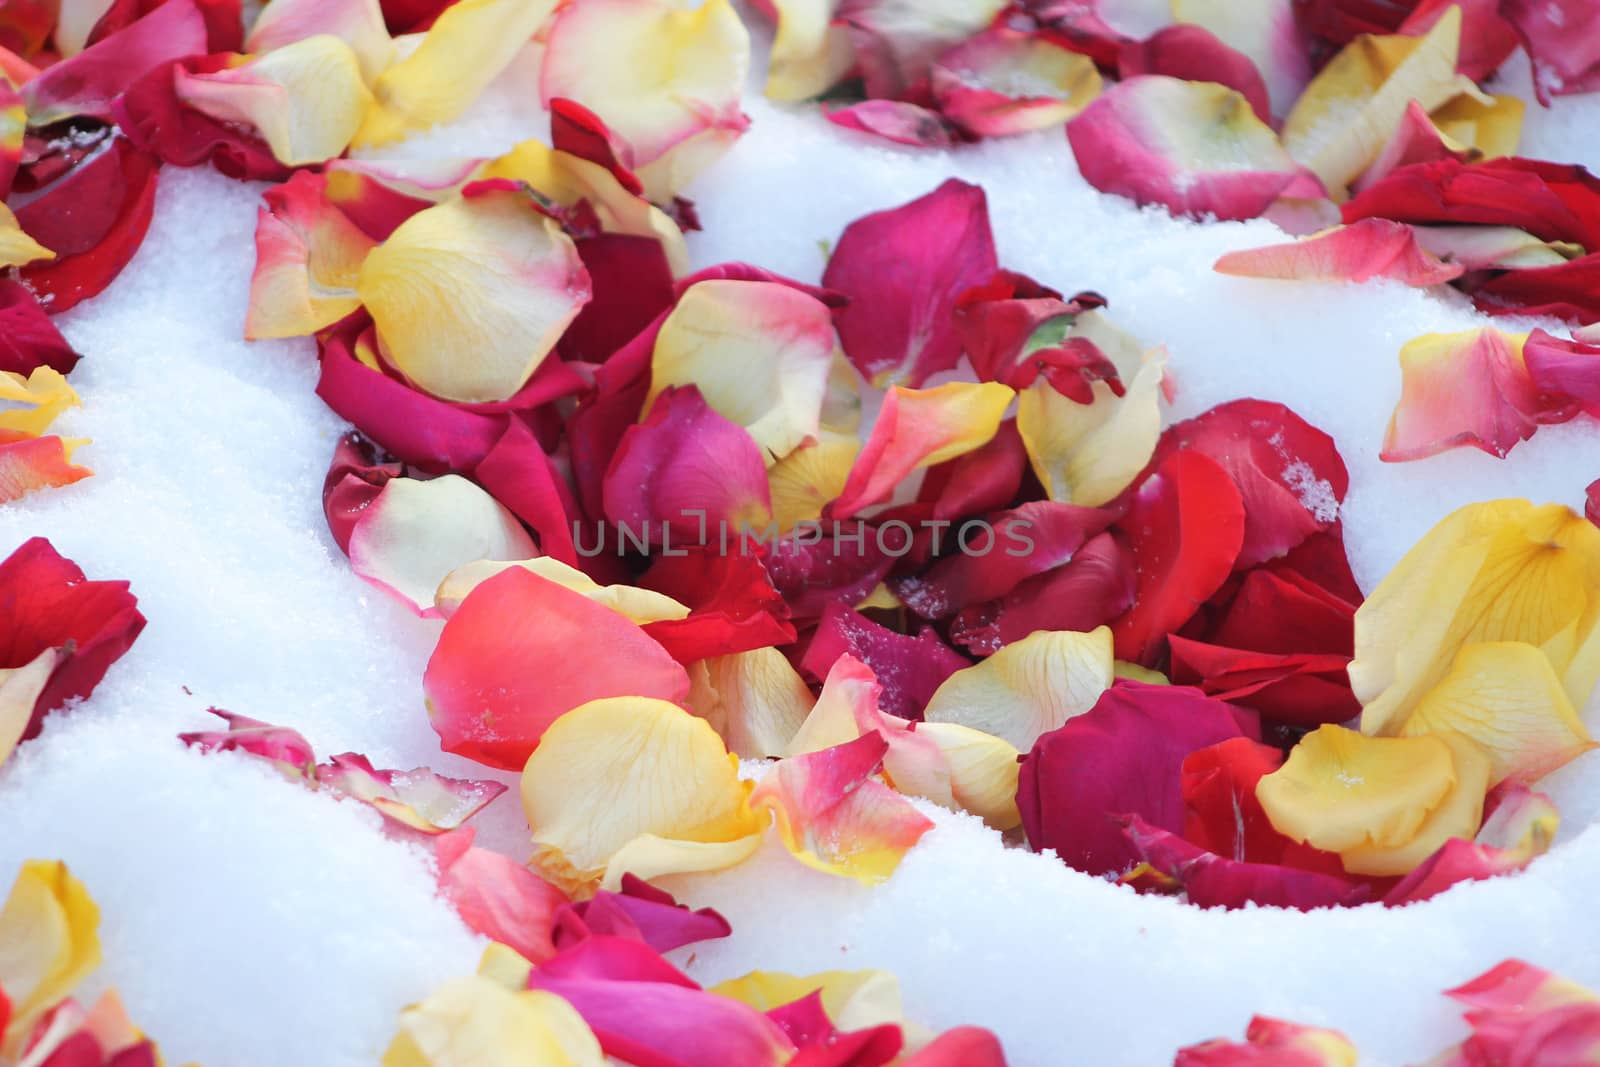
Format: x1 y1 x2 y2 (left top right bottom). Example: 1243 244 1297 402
3 28 1599 1067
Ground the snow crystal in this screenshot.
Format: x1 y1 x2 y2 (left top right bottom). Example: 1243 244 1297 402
4 23 1600 1067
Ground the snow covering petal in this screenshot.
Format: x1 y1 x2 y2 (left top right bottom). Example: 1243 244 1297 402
434 558 688 624
0 860 100 1041
0 280 79 376
751 732 935 885
761 0 855 101
246 171 376 340
1017 346 1166 507
22 0 209 123
521 697 762 896
384 972 605 1067
687 647 814 759
930 27 1102 138
346 474 535 615
1280 8 1464 197
356 187 591 404
173 36 373 167
1396 641 1594 786
432 828 570 965
604 386 772 547
356 0 560 147
540 0 749 200
16 136 160 314
1175 1016 1358 1066
0 203 52 268
1066 76 1307 222
246 0 393 84
1381 328 1552 462
1258 726 1490 876
832 382 1013 517
424 568 691 771
0 538 144 743
1117 25 1272 125
1214 219 1462 286
922 627 1112 750
1017 681 1255 877
1169 0 1309 119
822 179 998 388
646 278 839 464
1111 450 1246 665
1351 499 1600 737
838 0 1006 99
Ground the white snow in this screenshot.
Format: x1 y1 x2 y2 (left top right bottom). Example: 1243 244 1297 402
4 19 1600 1067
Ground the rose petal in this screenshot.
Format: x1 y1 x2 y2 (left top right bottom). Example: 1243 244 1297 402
0 202 52 268
638 548 796 663
246 0 394 83
687 647 814 759
356 0 560 147
1525 327 1600 417
356 187 592 403
1501 0 1600 103
1381 328 1553 462
16 136 160 314
0 649 59 766
246 171 377 340
384 971 606 1067
1281 8 1464 197
178 707 317 777
539 0 749 201
950 531 1135 655
1017 344 1166 507
770 435 861 535
646 278 840 464
113 54 289 181
554 874 731 955
1176 1016 1358 1065
1397 640 1595 786
838 0 1007 98
831 382 1013 517
0 367 79 438
22 0 209 123
922 627 1113 750
823 100 959 148
1169 0 1310 118
0 280 80 376
1381 782 1559 905
1066 76 1308 222
1258 726 1491 876
1167 636 1360 728
1111 450 1246 665
1214 219 1462 287
1017 680 1255 876
822 179 999 388
346 473 536 615
0 433 92 505
1118 24 1272 124
931 27 1102 138
435 558 688 624
520 697 761 895
431 828 570 964
0 860 101 1042
0 538 145 741
318 752 507 834
760 0 856 101
800 602 969 721
173 35 373 166
424 568 691 771
750 732 936 885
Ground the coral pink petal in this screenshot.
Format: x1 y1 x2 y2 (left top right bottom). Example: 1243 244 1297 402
1214 219 1462 287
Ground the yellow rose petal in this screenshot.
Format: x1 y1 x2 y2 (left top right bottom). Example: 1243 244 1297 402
384 974 605 1067
923 627 1113 751
687 647 815 759
769 434 861 533
434 557 688 623
914 720 1022 831
520 697 762 897
1400 641 1595 786
764 0 855 101
1340 732 1491 876
0 860 101 1041
357 0 560 148
0 367 80 438
357 189 591 403
247 0 395 85
712 969 906 1033
0 203 52 269
0 649 58 766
